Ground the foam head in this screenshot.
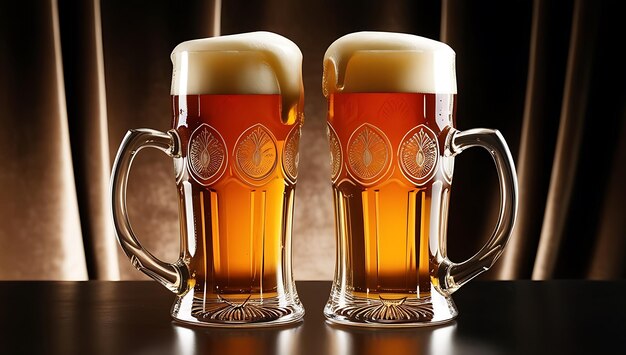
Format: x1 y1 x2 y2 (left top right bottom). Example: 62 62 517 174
171 31 303 123
323 31 457 96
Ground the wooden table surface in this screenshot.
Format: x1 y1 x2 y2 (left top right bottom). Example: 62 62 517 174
1 280 624 354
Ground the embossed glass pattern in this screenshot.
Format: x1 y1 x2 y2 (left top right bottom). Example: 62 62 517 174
188 124 227 184
346 124 391 185
282 124 301 182
235 124 278 182
399 125 439 185
327 124 342 182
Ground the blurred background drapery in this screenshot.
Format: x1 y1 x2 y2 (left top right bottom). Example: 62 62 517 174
0 0 624 281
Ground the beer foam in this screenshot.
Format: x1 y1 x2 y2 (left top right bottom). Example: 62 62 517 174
323 32 457 96
171 31 303 123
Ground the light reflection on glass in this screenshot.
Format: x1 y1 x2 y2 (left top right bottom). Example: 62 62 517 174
326 322 457 355
174 325 196 355
173 323 302 355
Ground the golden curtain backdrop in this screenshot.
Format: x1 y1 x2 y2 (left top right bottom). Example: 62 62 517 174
0 0 624 280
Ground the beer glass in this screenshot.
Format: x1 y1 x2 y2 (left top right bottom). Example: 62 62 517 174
323 32 518 327
111 32 305 327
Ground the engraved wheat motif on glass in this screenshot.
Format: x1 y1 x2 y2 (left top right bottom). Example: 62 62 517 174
283 124 301 181
347 124 389 182
327 123 342 181
236 125 277 180
400 125 438 184
189 126 225 181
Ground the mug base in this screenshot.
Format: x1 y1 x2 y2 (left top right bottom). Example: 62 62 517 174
171 291 305 328
324 290 458 328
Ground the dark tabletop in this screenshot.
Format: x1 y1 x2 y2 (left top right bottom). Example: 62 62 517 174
1 280 625 354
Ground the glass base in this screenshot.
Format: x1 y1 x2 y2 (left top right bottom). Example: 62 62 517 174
171 291 304 328
324 289 458 328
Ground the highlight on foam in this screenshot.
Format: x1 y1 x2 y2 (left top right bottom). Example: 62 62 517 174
323 31 457 95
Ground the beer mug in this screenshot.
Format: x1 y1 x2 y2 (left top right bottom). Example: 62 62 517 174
111 32 305 327
323 32 518 326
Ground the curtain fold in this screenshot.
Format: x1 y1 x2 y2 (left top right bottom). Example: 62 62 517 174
0 0 624 281
58 0 119 280
589 112 626 279
496 0 573 279
532 0 599 279
440 0 530 276
99 0 220 279
555 0 626 279
0 0 87 280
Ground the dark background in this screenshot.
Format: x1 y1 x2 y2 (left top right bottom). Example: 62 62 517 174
0 0 624 281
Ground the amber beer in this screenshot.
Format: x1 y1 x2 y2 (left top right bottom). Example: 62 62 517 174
323 32 518 326
172 93 301 318
111 32 305 327
328 91 455 297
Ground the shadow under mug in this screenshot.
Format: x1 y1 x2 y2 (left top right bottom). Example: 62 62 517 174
111 94 304 327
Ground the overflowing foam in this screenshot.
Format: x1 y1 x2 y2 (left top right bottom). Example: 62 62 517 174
323 32 457 96
171 31 303 123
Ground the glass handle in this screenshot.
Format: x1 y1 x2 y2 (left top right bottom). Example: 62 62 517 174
438 128 519 295
110 129 190 295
